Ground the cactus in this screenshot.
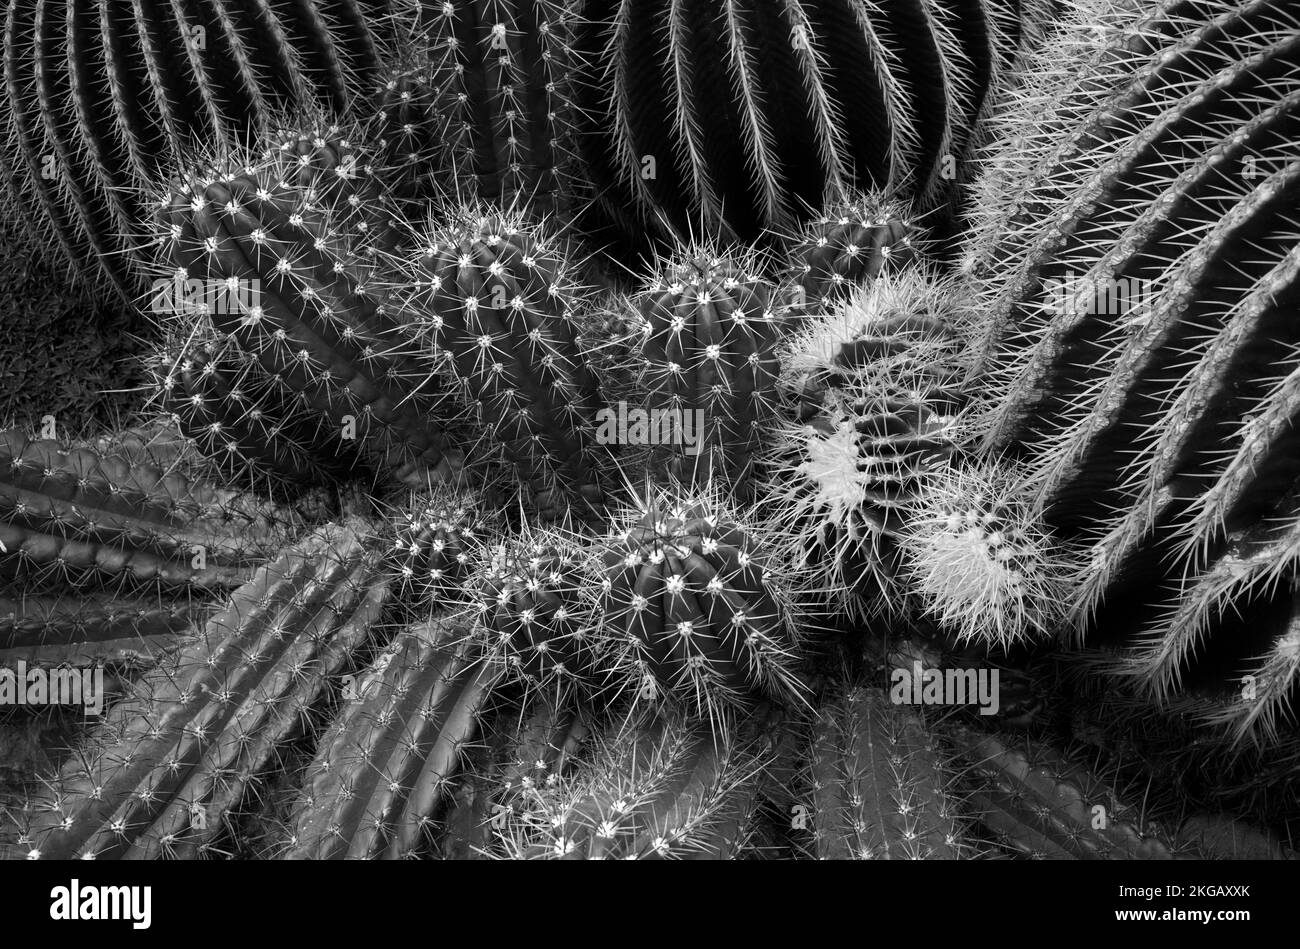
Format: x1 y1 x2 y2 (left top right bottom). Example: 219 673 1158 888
959 0 1300 743
466 530 602 698
282 619 498 860
0 1 407 299
783 193 918 311
800 685 967 859
1 519 389 860
599 490 805 715
0 594 197 667
951 730 1188 860
638 247 782 496
389 489 484 607
0 426 298 594
572 0 1013 252
899 464 1076 649
439 697 591 859
391 207 609 520
418 0 584 217
154 127 466 490
493 706 774 859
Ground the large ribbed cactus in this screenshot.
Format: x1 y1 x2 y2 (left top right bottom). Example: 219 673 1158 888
960 0 1300 745
2 519 389 860
283 619 498 860
0 427 297 596
0 1 409 299
572 0 1022 253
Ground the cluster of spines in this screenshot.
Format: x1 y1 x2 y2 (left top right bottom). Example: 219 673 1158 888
3 519 389 860
391 206 608 520
958 0 1300 743
152 126 465 490
282 619 498 860
800 685 967 859
0 1 404 299
0 426 297 594
491 706 772 859
389 490 483 608
637 246 783 497
598 490 806 717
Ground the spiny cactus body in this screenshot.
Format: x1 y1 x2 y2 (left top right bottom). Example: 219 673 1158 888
784 194 917 311
0 427 297 594
0 594 197 666
3 519 389 860
802 685 967 859
389 490 483 607
573 0 1016 251
0 1 407 298
638 248 782 496
284 619 498 860
600 491 805 714
493 707 773 859
155 128 464 490
960 0 1300 743
393 209 608 520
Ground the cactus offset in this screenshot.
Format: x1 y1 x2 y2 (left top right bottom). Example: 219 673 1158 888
389 489 484 608
2 519 389 860
599 489 805 715
392 207 609 520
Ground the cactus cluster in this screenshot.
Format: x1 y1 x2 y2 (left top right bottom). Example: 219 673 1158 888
1 0 1297 864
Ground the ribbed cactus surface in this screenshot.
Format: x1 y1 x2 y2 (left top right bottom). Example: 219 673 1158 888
3 519 388 860
573 0 1019 252
0 1 407 298
960 0 1300 744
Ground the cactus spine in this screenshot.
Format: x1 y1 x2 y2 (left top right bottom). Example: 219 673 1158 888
0 594 196 666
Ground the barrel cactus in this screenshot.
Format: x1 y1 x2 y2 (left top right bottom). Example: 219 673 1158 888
960 0 1300 746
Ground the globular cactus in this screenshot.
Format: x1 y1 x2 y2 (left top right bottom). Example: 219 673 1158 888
391 208 609 521
1 518 390 860
800 685 968 859
959 0 1300 744
899 464 1075 649
0 1 408 299
492 706 776 859
599 490 806 716
465 529 602 699
0 594 197 667
439 697 591 859
637 247 782 497
418 0 585 217
572 0 1017 253
0 426 298 594
154 127 465 491
951 731 1188 860
783 193 918 311
389 489 484 607
282 619 498 860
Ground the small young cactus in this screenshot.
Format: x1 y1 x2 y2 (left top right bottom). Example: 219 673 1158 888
598 489 806 716
388 489 485 608
801 685 968 859
391 207 610 521
899 464 1075 649
637 246 783 498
